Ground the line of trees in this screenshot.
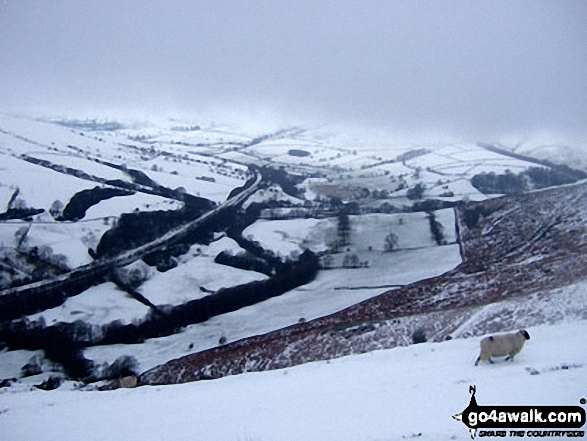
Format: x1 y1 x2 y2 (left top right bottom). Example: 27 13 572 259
471 166 586 195
427 211 446 245
0 250 319 380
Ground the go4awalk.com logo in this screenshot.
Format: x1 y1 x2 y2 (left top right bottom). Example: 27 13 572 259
453 386 586 439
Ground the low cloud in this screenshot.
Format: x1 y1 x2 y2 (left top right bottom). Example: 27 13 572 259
1 0 586 140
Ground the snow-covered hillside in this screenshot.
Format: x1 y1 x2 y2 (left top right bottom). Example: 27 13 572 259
1 320 586 441
494 134 587 172
1 112 586 441
131 179 587 387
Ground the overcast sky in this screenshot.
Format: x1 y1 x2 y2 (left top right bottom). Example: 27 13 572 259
1 0 586 139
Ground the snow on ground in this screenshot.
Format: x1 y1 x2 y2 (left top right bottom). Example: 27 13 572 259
520 143 587 171
372 160 416 176
83 192 182 220
24 152 129 182
0 185 16 210
202 235 246 256
0 114 134 163
14 217 110 268
84 243 462 373
0 114 250 205
23 218 99 268
138 156 248 203
0 154 98 211
124 164 241 204
254 144 380 169
296 177 328 201
81 211 462 372
9 192 182 269
218 149 266 165
141 155 245 181
411 144 537 175
495 134 587 172
451 281 587 339
2 320 586 441
350 210 458 250
128 124 252 148
0 350 40 380
243 185 305 209
306 244 461 290
0 222 27 249
243 217 332 258
244 210 458 259
427 177 488 202
28 282 150 326
139 240 268 307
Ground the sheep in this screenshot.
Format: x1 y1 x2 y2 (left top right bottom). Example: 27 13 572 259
120 375 138 388
474 329 530 366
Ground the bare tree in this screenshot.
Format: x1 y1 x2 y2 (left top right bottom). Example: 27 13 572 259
337 213 351 248
49 200 64 219
320 254 334 269
343 253 360 268
14 225 31 250
384 231 399 252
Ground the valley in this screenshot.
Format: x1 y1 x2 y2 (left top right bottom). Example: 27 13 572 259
0 113 585 392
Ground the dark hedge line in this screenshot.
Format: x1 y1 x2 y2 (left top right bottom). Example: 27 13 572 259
257 166 305 199
214 251 273 276
471 166 586 195
0 250 319 379
427 211 446 245
0 208 44 221
103 249 319 345
124 168 160 188
0 272 108 322
95 197 215 259
410 199 457 213
61 186 134 221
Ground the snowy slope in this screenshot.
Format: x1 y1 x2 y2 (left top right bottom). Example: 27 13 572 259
83 244 461 374
28 282 150 326
494 134 587 172
134 180 587 385
0 154 100 210
1 320 586 441
1 113 586 441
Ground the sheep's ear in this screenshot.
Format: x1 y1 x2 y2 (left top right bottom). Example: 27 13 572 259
488 336 494 341
522 330 530 340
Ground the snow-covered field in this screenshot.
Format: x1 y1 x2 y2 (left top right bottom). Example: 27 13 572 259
495 134 587 172
138 238 268 307
2 320 586 441
0 154 100 211
78 241 462 374
80 210 462 374
0 190 183 269
243 185 305 209
28 282 150 326
1 112 585 441
243 209 458 259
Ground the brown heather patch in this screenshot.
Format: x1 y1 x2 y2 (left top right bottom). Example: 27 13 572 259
138 181 587 386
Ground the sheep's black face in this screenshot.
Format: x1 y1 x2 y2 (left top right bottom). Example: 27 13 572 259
521 330 530 340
